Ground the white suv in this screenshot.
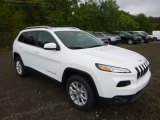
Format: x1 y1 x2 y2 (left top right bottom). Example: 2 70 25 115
13 26 151 110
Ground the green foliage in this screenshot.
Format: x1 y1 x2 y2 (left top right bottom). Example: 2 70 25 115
149 17 160 32
135 14 152 32
118 13 139 31
99 0 119 32
0 0 160 50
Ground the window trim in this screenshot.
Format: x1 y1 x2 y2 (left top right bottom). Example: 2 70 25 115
17 30 60 51
18 31 38 46
36 30 60 50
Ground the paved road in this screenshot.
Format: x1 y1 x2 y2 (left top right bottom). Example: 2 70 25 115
0 42 160 120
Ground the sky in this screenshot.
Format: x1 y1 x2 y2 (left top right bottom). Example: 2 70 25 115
116 0 160 17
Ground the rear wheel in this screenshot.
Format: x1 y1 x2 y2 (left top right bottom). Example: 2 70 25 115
15 57 27 77
154 37 157 41
66 75 95 111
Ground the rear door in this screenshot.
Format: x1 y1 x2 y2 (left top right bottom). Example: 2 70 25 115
18 31 39 69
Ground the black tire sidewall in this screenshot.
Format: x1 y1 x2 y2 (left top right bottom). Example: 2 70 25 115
108 39 111 44
66 75 95 111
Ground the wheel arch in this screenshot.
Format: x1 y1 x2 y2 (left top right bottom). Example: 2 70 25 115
62 68 99 97
13 52 21 61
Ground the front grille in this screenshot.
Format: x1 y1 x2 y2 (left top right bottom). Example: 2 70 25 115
135 61 149 79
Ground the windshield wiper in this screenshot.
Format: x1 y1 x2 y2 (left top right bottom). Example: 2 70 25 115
69 45 105 49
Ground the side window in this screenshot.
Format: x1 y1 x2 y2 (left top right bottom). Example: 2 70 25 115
37 31 57 48
18 33 25 42
23 31 37 46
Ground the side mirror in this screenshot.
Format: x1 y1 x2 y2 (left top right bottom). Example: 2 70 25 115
44 43 57 50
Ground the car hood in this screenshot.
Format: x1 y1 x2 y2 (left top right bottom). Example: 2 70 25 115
77 45 146 67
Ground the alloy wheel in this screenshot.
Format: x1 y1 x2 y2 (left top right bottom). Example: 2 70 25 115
69 81 88 106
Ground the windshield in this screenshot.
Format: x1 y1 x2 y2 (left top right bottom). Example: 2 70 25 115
139 31 148 36
123 32 132 36
55 31 105 49
94 32 104 37
103 32 111 36
132 32 138 36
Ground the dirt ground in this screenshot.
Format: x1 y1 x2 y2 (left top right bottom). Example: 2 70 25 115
0 42 160 120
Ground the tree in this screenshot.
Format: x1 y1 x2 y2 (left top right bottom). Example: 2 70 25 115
45 0 73 26
99 0 119 32
0 0 157 49
71 1 100 30
118 13 139 31
135 14 152 32
149 17 160 31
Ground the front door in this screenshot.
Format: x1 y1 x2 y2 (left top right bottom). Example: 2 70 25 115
35 31 61 81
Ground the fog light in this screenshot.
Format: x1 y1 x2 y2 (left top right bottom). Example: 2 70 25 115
117 81 131 87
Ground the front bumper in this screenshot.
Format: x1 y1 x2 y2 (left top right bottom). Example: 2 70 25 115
99 86 146 104
93 69 151 98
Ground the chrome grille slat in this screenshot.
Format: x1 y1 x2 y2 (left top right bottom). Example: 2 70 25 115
135 61 149 79
139 66 143 77
144 62 147 68
135 67 140 79
142 64 146 73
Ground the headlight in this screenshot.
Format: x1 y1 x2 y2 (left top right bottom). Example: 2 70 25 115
95 63 131 73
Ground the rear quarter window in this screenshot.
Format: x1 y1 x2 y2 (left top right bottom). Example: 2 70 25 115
18 33 25 42
18 31 38 46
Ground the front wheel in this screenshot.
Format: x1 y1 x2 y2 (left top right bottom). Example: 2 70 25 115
66 75 95 111
107 39 111 44
128 40 133 45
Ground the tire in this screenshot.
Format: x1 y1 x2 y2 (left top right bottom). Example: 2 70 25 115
154 37 157 41
15 57 27 77
144 40 148 43
141 39 145 43
66 75 95 111
128 40 133 45
108 39 111 44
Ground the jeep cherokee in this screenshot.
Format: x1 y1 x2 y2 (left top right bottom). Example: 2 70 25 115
13 26 151 110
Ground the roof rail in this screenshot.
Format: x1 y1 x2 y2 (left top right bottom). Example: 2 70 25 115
67 27 80 29
25 26 52 29
53 27 80 30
